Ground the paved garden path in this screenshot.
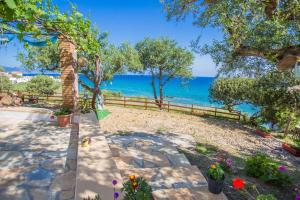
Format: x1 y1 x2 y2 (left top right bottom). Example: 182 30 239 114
106 132 227 200
0 108 78 200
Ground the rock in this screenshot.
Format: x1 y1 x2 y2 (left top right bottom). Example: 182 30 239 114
0 94 13 106
29 188 48 200
60 190 74 200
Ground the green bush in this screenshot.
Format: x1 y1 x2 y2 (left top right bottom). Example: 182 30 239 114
256 194 277 200
245 153 291 187
0 76 12 91
26 75 59 95
12 82 28 92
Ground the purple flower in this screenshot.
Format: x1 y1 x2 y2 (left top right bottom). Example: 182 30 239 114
114 192 119 199
295 194 300 200
112 180 118 185
226 158 233 167
278 165 286 172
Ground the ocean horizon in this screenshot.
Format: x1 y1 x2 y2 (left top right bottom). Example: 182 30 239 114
24 74 258 114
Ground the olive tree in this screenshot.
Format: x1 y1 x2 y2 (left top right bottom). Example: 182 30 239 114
161 0 300 77
26 75 59 96
135 38 194 108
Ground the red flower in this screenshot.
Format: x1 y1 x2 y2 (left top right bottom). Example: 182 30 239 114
232 178 245 190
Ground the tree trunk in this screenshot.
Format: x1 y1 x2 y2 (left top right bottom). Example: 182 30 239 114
284 114 292 137
91 54 102 110
151 73 160 107
159 68 163 110
91 87 99 110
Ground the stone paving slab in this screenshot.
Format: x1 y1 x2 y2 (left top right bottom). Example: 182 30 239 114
0 107 78 200
120 166 207 191
152 187 228 200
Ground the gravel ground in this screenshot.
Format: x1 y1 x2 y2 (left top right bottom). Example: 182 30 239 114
101 106 300 171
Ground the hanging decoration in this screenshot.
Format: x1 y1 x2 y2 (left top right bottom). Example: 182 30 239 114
0 34 15 47
22 35 58 47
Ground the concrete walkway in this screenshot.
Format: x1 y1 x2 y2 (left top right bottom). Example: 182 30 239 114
75 112 123 200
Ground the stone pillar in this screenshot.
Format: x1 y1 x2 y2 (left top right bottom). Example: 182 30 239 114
59 36 78 110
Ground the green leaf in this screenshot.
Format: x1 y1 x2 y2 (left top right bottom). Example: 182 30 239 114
4 0 16 9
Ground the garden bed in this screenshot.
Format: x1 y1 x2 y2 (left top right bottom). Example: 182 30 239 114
282 143 300 157
255 129 273 138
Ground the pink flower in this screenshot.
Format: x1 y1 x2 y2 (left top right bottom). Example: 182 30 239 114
278 165 286 172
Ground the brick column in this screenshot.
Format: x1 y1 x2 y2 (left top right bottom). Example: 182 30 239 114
59 37 78 109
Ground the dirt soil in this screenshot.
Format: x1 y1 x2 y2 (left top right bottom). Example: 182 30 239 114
101 105 300 200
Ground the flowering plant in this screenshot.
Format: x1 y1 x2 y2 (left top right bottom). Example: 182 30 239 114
232 178 277 200
245 153 291 187
207 163 224 181
219 157 233 173
122 175 152 200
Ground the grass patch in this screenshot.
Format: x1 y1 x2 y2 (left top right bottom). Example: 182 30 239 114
195 143 218 155
95 109 110 120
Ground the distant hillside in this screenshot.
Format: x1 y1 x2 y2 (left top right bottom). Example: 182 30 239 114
1 66 25 72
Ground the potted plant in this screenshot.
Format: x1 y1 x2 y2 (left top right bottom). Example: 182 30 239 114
255 126 272 138
54 108 72 127
207 163 225 194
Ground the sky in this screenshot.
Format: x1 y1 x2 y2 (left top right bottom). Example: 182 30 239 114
0 0 224 77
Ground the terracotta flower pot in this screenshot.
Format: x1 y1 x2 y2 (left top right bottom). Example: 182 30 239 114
282 143 300 157
57 114 71 127
255 129 272 138
208 175 225 194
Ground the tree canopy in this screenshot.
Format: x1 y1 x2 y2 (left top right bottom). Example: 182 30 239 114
162 0 300 76
210 71 300 134
26 75 59 95
135 37 194 107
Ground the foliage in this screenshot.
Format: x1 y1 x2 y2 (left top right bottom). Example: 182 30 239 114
245 153 291 187
26 75 59 95
18 43 60 71
135 37 194 107
161 0 300 77
0 76 12 91
54 107 71 116
256 194 277 200
195 143 217 155
210 71 300 133
122 176 152 200
12 82 27 92
0 66 5 72
102 90 122 97
209 77 254 111
207 163 224 181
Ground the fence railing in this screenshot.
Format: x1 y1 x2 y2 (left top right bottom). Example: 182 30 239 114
2 91 243 121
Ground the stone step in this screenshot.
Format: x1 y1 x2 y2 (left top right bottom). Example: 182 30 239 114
112 152 190 169
120 165 207 191
152 187 227 200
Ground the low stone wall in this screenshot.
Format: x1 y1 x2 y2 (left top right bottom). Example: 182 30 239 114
75 112 123 200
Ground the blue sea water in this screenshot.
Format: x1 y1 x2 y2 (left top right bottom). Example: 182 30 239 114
24 74 258 114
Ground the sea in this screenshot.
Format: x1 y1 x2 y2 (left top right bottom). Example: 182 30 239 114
24 74 258 114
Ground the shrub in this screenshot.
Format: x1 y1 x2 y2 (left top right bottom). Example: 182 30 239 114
0 76 12 91
256 194 277 200
122 176 152 200
26 75 59 95
245 153 291 187
207 163 225 181
54 108 72 116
